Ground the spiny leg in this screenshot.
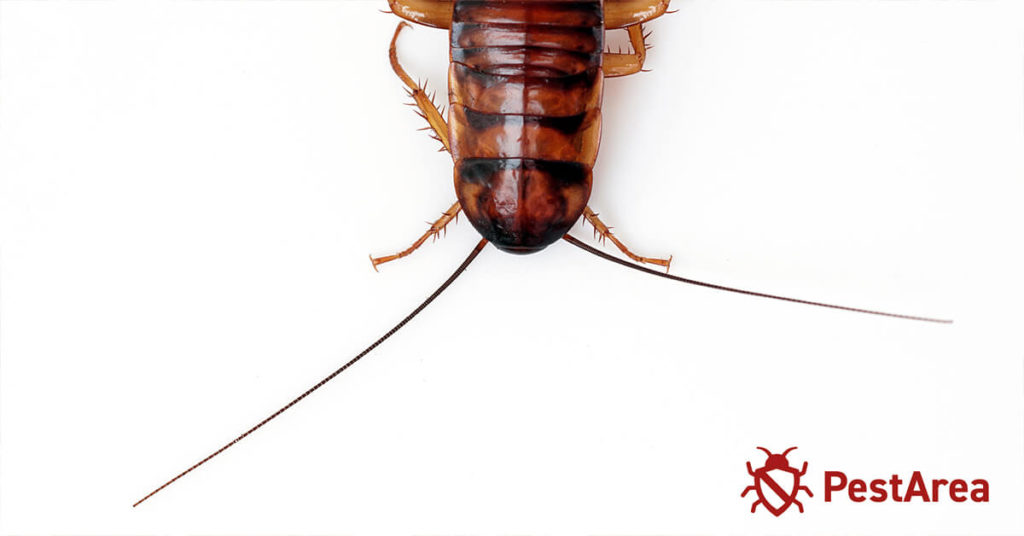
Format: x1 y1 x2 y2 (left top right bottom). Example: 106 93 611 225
605 0 672 29
390 22 450 152
603 24 650 78
371 201 462 271
603 0 674 77
386 0 454 29
582 206 672 271
373 23 461 270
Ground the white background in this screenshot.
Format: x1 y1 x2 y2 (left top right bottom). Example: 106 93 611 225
2 0 1023 534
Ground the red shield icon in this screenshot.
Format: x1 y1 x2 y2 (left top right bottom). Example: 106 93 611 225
741 447 813 516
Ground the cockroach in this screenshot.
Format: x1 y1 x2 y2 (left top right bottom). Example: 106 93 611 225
133 0 950 507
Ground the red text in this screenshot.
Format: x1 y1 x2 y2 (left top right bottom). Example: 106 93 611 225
824 471 989 503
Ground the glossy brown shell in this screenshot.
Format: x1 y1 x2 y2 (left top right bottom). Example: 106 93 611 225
449 0 604 253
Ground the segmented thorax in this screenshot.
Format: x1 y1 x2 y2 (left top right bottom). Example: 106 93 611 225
449 0 604 253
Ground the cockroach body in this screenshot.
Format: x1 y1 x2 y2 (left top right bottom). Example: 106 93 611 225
133 1 949 507
449 0 603 252
373 0 674 268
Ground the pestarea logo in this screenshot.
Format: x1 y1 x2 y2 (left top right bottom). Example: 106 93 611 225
741 446 991 517
742 447 813 516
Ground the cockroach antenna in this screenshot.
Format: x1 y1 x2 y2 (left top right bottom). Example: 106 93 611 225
132 238 489 507
562 234 952 324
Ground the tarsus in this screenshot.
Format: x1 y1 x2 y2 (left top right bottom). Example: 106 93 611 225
133 238 489 507
563 234 951 324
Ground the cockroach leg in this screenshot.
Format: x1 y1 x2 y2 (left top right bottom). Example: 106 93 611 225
370 201 462 270
390 22 450 152
603 25 649 78
373 21 461 271
387 0 454 29
582 206 672 271
604 0 670 30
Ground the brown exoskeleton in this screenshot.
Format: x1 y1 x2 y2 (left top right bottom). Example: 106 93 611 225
370 0 674 267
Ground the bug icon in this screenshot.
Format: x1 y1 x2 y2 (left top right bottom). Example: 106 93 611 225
742 446 814 516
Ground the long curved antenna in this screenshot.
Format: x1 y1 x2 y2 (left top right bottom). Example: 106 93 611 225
563 234 951 324
133 238 489 507
782 446 798 456
757 446 774 457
